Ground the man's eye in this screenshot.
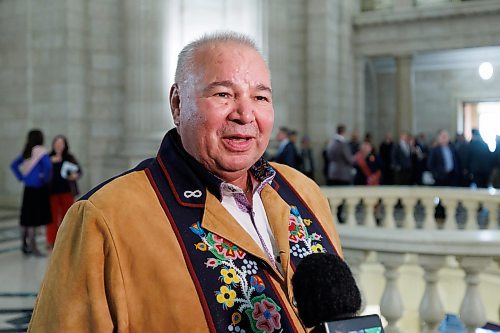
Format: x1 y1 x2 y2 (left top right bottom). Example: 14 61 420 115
215 92 230 98
255 96 269 102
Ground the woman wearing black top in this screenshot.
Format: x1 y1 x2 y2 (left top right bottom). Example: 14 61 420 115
47 135 81 248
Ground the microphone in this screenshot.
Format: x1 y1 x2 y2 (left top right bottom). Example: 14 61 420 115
291 252 362 330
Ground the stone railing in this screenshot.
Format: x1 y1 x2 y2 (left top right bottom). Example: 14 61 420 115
321 186 500 332
360 0 483 12
321 186 500 230
339 227 500 333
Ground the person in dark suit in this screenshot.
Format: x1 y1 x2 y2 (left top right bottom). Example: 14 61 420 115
272 127 300 168
427 129 460 186
391 131 413 185
467 128 493 188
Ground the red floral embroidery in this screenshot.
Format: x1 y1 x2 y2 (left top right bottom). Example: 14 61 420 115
288 215 306 243
251 299 281 332
212 234 246 259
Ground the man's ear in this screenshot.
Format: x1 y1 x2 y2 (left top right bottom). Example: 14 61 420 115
170 83 181 127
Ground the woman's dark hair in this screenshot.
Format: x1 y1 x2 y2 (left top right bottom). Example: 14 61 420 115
50 135 69 158
22 129 44 159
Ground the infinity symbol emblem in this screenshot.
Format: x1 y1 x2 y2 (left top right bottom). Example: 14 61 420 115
184 190 202 198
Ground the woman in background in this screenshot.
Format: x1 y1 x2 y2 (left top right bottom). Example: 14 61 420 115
10 129 52 256
47 135 81 248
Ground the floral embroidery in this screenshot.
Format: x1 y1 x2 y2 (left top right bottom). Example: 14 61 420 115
289 205 326 257
247 295 282 333
211 234 246 260
250 275 266 294
191 222 282 332
190 201 324 332
216 285 237 309
221 268 240 285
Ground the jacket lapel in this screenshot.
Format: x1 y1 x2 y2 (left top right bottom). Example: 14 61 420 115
201 191 283 278
260 185 292 285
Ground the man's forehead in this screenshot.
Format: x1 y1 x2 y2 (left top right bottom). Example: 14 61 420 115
194 42 269 75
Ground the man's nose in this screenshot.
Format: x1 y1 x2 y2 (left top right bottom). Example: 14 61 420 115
229 98 255 124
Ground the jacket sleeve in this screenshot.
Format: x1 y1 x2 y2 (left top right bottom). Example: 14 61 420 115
28 200 129 333
10 155 24 181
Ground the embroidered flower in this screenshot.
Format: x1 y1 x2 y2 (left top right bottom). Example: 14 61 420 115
291 244 307 258
220 268 240 285
216 285 237 309
311 243 324 253
311 233 322 241
288 215 306 243
303 218 312 226
195 242 208 251
232 311 242 325
212 234 246 260
241 259 258 275
251 298 281 332
205 258 219 268
250 275 266 294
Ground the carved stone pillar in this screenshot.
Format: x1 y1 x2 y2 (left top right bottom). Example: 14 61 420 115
419 254 446 333
395 55 414 135
378 252 406 333
343 249 368 312
122 0 172 167
458 256 492 332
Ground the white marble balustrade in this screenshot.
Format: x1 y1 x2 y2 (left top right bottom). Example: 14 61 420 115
337 225 500 332
321 186 500 230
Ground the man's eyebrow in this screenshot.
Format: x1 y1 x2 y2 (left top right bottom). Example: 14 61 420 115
256 84 272 94
202 80 233 93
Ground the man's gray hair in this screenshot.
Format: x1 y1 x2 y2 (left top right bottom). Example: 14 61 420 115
174 31 261 85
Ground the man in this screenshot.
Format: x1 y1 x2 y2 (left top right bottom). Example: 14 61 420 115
28 32 342 332
427 129 459 186
326 125 354 186
467 128 493 188
391 130 413 185
379 131 394 185
272 126 300 168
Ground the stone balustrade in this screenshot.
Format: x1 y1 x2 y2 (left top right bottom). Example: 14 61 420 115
360 0 483 12
321 186 500 332
339 226 500 332
321 186 500 230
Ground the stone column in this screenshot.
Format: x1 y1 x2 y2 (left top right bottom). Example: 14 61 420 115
395 54 414 135
122 0 172 167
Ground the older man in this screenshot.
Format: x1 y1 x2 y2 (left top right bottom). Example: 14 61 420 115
28 32 342 332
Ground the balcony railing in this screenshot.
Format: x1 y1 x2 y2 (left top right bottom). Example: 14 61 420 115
321 186 500 332
361 0 481 12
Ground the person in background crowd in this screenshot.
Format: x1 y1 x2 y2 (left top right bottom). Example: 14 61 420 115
489 135 500 188
392 130 413 185
47 135 82 248
326 125 354 185
353 141 382 186
10 129 52 256
453 133 470 187
348 129 360 155
379 131 394 185
467 128 493 188
299 135 315 180
427 129 460 186
272 126 300 169
413 132 429 185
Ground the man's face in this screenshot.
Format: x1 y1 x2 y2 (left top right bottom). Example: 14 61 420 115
438 131 449 146
172 42 274 183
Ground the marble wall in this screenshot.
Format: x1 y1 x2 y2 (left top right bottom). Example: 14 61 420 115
2 0 500 205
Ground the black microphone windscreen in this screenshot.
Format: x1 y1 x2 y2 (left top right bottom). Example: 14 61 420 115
291 252 362 328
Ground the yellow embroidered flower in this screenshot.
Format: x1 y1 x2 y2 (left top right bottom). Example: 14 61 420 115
220 268 240 285
216 285 237 309
303 218 312 226
311 244 324 253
